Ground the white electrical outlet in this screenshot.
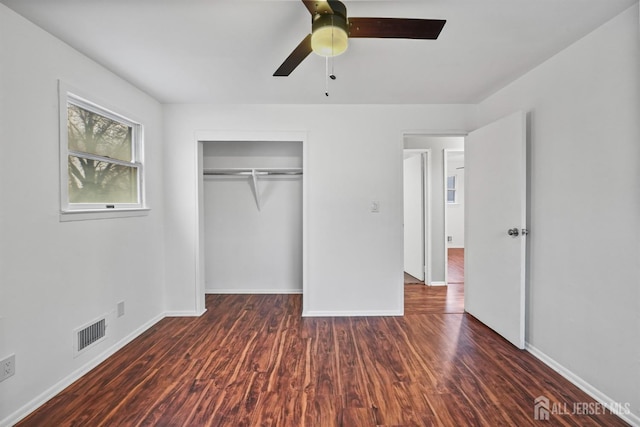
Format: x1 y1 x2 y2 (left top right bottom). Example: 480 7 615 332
117 301 125 318
0 354 15 382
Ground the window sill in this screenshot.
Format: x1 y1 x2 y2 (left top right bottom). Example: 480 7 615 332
60 208 150 222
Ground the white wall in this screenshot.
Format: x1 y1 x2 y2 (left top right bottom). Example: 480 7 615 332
203 141 303 293
446 156 465 248
404 136 464 282
163 105 474 315
476 5 640 421
0 5 166 425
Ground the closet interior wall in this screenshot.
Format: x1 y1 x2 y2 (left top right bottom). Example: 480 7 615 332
202 140 303 294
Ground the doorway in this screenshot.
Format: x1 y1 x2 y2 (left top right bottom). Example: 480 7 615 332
444 149 465 286
202 140 303 294
194 130 309 315
403 135 464 287
403 113 527 347
403 135 464 313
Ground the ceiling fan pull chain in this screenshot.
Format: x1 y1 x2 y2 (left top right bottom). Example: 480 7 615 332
325 15 335 96
330 55 336 80
325 56 329 96
325 57 337 97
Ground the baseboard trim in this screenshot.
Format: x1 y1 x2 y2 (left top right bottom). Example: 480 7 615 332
164 309 207 317
205 289 303 294
302 309 403 317
526 343 639 426
1 313 165 427
429 281 447 286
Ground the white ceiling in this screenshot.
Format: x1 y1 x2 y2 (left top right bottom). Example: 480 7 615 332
2 0 636 104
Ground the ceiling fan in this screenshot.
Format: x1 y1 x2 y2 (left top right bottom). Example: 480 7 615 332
274 0 446 77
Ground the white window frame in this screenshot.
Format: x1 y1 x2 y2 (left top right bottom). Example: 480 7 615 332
59 82 148 220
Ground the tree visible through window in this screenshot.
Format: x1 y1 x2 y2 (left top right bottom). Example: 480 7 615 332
62 93 143 210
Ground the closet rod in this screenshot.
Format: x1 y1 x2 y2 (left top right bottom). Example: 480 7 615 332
203 168 302 176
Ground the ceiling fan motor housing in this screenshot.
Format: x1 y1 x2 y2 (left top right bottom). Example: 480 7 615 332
311 1 348 56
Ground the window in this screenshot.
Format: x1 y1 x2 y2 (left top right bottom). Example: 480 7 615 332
447 175 457 204
60 85 145 216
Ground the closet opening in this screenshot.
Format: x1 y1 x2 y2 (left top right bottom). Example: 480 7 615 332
202 140 303 294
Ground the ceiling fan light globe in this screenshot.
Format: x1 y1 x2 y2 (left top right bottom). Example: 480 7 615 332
311 26 348 57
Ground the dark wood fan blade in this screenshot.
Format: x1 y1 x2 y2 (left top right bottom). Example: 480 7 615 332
273 34 313 76
302 1 335 15
348 18 446 39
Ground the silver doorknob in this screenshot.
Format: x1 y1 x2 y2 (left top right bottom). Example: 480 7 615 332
507 228 520 237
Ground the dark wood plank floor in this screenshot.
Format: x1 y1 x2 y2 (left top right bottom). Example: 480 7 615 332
404 248 464 285
404 283 464 314
17 291 628 426
447 248 464 284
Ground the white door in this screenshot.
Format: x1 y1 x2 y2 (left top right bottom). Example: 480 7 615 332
403 154 425 281
465 111 527 349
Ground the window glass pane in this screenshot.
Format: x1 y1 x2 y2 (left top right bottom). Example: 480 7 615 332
447 190 456 203
68 155 138 203
447 175 456 190
67 103 132 162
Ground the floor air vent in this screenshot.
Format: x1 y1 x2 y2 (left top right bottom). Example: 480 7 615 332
74 316 107 357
